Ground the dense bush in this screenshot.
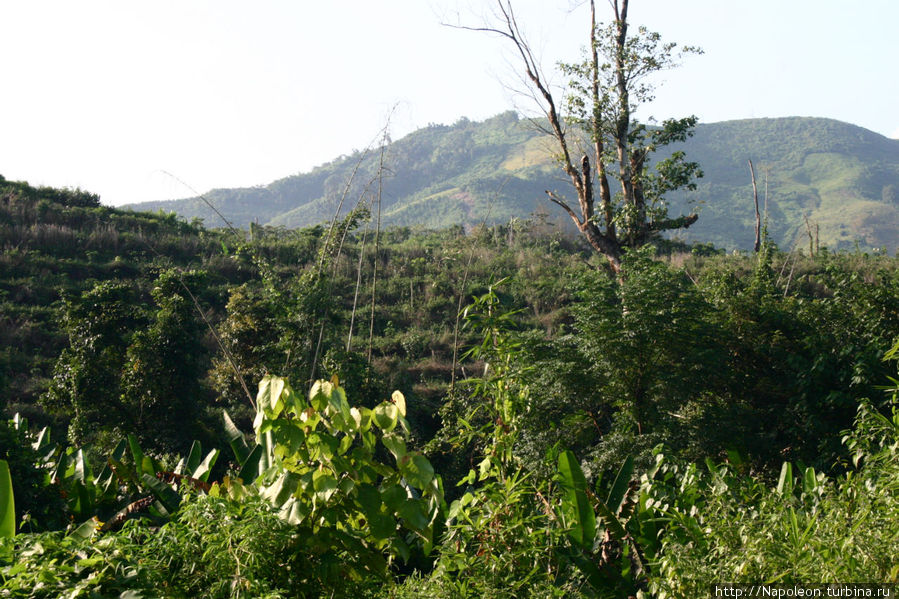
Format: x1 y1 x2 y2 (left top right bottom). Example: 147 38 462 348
4 177 899 595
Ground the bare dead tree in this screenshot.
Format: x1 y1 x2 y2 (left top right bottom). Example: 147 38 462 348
804 215 819 257
749 159 761 252
346 226 368 353
366 135 388 368
449 0 702 273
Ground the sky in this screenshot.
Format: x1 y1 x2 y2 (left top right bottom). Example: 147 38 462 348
1 0 897 207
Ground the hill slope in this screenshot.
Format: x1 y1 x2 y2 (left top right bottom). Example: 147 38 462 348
126 113 899 251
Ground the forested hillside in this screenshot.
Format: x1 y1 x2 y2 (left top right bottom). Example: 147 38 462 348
4 172 899 594
127 113 899 252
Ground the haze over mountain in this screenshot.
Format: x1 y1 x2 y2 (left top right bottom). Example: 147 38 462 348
125 113 899 252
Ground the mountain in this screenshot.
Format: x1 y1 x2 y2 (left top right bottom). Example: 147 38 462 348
124 113 899 251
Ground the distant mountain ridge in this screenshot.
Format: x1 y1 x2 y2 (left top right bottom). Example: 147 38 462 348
124 113 899 251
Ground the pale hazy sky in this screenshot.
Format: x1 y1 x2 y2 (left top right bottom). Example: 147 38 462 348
1 1 897 206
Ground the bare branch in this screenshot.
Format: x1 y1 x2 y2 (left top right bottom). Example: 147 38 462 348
545 190 583 227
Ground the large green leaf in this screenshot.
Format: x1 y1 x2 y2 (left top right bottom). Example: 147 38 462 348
606 455 634 516
381 484 407 513
399 454 434 490
140 473 181 514
357 484 396 540
73 448 92 485
262 471 300 508
312 471 338 503
308 380 333 411
191 449 220 483
96 439 128 494
777 462 794 496
70 481 93 518
328 385 352 421
223 410 250 464
31 426 52 452
278 496 310 525
184 440 203 475
595 499 628 543
258 375 286 415
391 390 407 417
557 450 596 549
397 499 430 533
802 466 818 494
0 460 14 538
381 432 407 460
238 445 264 483
128 434 148 476
69 517 100 540
373 403 399 432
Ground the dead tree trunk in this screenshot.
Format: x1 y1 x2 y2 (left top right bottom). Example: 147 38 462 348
749 159 761 252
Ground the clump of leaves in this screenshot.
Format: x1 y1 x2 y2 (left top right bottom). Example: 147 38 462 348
218 374 444 596
648 343 899 594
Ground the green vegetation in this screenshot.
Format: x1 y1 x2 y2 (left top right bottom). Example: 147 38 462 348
126 114 899 252
3 173 899 595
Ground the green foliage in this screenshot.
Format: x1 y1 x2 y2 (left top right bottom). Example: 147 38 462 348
143 494 326 597
576 250 722 437
428 469 572 598
0 496 305 598
0 524 155 598
120 269 208 454
0 418 66 532
416 287 579 596
7 174 899 595
218 375 443 595
0 376 445 597
41 281 140 447
0 460 14 539
556 451 652 597
209 283 284 416
560 19 704 249
122 116 899 253
649 416 899 592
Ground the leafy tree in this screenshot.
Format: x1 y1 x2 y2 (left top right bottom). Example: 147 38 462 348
41 282 140 447
209 283 283 421
462 0 702 271
571 250 725 467
120 270 207 454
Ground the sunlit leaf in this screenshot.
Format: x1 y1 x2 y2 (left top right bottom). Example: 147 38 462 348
391 390 407 417
184 440 203 475
400 454 434 489
373 403 398 431
191 449 219 483
381 432 407 460
257 375 286 415
313 472 339 504
0 461 14 538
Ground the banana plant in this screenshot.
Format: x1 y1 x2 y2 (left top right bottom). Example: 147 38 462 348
556 450 648 595
9 414 218 531
102 436 219 529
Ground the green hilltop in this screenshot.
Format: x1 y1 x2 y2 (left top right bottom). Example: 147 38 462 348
126 113 899 252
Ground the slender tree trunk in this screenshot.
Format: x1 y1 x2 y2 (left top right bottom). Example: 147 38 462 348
366 144 386 368
612 0 634 231
346 227 367 352
749 159 761 252
590 0 616 241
